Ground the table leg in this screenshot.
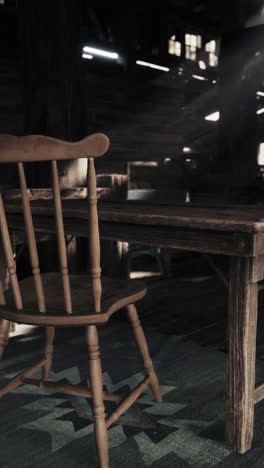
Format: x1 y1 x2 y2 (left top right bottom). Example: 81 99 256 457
226 256 258 453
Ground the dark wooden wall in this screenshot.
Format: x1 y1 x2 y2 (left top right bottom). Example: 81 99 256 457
0 2 264 204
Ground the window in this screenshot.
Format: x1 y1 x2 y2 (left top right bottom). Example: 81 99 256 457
205 40 216 53
258 143 264 165
185 34 201 61
168 35 182 57
168 34 218 68
205 40 218 67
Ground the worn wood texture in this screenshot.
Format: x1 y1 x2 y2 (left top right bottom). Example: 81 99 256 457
0 243 8 303
226 256 258 453
6 199 264 234
87 158 102 313
42 326 55 381
249 255 264 282
0 319 10 360
0 133 109 163
18 162 45 313
4 211 256 257
254 382 264 405
0 359 46 398
52 160 72 314
86 325 109 468
2 187 111 201
0 194 22 309
23 378 126 402
127 304 162 402
0 273 146 326
4 212 260 257
106 376 152 429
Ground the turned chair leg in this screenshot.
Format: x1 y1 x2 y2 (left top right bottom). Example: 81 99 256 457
0 319 10 361
42 326 55 381
127 304 162 402
86 325 109 468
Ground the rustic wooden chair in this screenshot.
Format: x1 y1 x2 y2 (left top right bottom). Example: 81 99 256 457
0 133 162 468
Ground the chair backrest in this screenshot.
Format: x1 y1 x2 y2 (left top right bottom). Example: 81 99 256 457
0 133 109 314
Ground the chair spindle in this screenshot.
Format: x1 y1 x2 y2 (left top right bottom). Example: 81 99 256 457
0 194 22 309
18 162 45 313
51 160 72 314
87 158 102 313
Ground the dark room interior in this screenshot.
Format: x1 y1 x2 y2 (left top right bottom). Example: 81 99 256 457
1 1 264 467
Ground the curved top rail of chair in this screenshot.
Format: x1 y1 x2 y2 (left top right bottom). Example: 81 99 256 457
0 133 110 163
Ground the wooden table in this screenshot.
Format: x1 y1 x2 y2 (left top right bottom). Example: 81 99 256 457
5 198 264 454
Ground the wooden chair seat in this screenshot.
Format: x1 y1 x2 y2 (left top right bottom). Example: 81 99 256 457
0 273 147 326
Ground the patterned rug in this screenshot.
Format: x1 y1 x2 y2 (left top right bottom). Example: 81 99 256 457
1 320 264 467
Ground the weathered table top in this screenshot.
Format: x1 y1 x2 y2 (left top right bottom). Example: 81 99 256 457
4 199 264 257
4 199 264 233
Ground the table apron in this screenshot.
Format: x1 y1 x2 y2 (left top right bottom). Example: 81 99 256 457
5 214 262 257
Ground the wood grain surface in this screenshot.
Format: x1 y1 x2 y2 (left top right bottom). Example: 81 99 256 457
0 133 109 162
5 199 264 233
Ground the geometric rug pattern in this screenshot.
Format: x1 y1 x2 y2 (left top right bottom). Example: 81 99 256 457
1 321 264 467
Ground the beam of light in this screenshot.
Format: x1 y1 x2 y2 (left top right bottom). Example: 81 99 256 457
183 147 192 153
192 74 208 81
257 91 264 96
205 111 220 121
205 108 264 122
136 60 170 72
82 53 93 60
245 7 264 28
83 46 119 59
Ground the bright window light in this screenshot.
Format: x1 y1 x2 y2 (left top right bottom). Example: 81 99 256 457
169 37 175 55
175 41 181 56
185 34 200 47
136 60 169 72
257 91 264 96
190 46 196 61
168 36 181 56
83 46 119 59
82 53 93 60
192 74 207 81
257 108 264 115
258 143 264 165
205 111 220 121
199 60 206 70
209 53 218 67
205 40 216 53
183 147 192 153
